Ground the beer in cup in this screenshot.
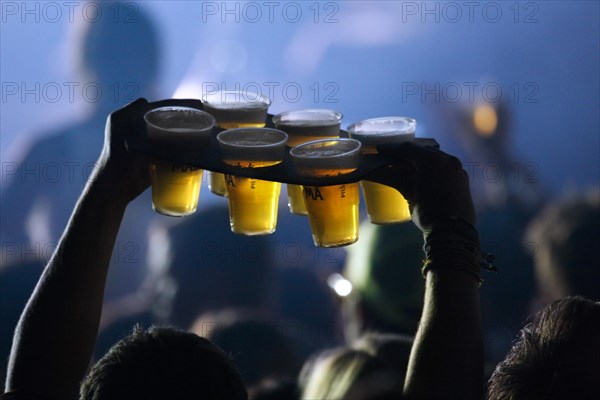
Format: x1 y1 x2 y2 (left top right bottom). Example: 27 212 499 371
347 117 416 224
216 128 287 235
144 107 215 217
272 109 342 215
290 139 361 247
203 90 271 197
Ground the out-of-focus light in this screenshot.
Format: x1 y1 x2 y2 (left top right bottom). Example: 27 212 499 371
472 104 498 137
172 80 202 99
327 273 353 297
210 39 247 74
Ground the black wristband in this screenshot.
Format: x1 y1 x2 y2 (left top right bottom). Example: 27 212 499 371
422 217 496 284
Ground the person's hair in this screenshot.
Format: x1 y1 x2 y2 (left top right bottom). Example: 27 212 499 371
488 296 600 399
525 189 600 303
191 308 299 387
300 347 404 400
80 326 247 400
352 332 413 384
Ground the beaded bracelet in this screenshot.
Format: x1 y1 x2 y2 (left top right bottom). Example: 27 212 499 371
421 216 496 284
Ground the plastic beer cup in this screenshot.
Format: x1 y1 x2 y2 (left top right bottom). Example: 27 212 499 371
216 128 288 235
273 109 342 215
347 117 416 224
290 139 362 247
203 90 271 197
144 107 215 216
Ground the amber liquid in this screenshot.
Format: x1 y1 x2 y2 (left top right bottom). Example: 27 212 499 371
276 122 341 148
225 174 281 235
208 119 267 197
202 104 268 129
149 161 203 216
287 184 308 215
361 181 411 224
286 129 340 215
275 121 341 215
303 183 360 247
356 144 411 224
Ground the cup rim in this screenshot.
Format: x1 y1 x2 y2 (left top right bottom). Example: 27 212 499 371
347 116 416 135
143 106 216 131
202 90 272 108
272 109 343 127
216 128 289 149
290 138 362 160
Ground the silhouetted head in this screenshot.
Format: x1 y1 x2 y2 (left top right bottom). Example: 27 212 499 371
525 189 600 304
77 1 160 105
353 332 413 385
191 308 299 387
488 296 600 399
300 346 404 400
80 326 247 399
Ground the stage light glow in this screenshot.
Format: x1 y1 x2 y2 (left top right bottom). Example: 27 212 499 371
327 273 353 297
473 104 498 137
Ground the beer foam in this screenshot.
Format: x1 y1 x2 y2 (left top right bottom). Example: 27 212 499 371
205 103 269 110
352 125 404 134
294 149 346 157
347 117 416 148
203 91 271 110
278 119 339 127
290 139 361 178
274 110 342 126
291 139 361 158
217 128 287 164
146 109 214 131
348 117 416 135
168 127 206 134
227 139 276 147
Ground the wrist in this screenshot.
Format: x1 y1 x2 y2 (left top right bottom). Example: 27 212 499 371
423 216 479 240
421 218 495 285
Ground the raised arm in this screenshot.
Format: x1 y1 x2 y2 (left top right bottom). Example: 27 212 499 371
5 99 151 399
368 143 484 399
